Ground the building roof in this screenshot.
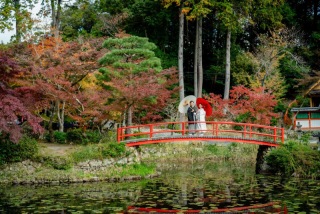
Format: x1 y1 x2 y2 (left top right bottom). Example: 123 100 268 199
308 90 320 96
305 79 320 96
291 107 320 112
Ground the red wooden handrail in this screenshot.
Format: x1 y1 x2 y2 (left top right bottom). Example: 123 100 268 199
117 121 285 146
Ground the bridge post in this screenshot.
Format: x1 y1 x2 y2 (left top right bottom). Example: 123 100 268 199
215 123 218 136
243 125 246 138
149 124 153 139
117 127 121 142
117 125 123 142
273 127 277 142
255 145 271 174
281 128 284 143
182 122 185 135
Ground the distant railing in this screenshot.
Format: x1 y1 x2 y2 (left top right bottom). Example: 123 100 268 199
117 121 284 146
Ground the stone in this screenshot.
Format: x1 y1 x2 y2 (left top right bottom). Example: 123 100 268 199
102 159 112 166
116 158 127 165
89 160 102 167
89 177 99 182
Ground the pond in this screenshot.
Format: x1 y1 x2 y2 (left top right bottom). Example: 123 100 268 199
0 161 319 213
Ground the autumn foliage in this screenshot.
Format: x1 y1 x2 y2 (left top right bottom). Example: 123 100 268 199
0 51 43 143
206 85 279 125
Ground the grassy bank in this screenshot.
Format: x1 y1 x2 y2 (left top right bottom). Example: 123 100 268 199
5 136 318 184
0 136 157 184
0 162 157 184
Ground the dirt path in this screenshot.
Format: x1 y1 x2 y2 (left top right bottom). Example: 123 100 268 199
39 143 77 156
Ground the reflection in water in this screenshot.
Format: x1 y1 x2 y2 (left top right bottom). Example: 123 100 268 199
0 162 319 213
127 202 286 213
125 177 287 213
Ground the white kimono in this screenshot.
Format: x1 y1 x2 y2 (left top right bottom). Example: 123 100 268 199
197 108 207 132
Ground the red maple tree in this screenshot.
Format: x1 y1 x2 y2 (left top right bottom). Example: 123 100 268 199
0 51 43 143
28 37 108 136
206 85 279 125
100 67 178 124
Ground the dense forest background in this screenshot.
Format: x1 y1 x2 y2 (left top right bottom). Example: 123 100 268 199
0 0 320 143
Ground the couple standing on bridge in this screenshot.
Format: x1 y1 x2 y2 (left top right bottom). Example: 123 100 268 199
187 101 207 136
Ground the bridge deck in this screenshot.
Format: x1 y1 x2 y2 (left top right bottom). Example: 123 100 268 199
121 134 280 147
117 121 284 147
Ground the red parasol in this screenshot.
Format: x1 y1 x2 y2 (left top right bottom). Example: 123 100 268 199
196 97 212 116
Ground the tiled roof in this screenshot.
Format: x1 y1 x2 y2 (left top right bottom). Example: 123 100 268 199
308 90 320 95
291 107 320 112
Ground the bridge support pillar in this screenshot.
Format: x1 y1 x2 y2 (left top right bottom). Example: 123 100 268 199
255 145 271 174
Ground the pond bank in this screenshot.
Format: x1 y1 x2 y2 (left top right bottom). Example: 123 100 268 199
0 142 259 185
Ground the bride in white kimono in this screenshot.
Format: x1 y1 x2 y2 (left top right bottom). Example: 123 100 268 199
197 103 207 135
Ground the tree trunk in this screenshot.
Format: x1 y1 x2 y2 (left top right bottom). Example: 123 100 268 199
178 3 185 123
51 0 56 28
56 100 65 132
194 19 199 97
55 0 62 31
13 0 21 42
197 17 203 98
51 0 62 36
48 102 57 143
223 29 231 100
125 105 133 135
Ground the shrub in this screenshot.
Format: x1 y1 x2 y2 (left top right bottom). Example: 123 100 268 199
265 146 295 175
83 130 101 144
206 144 219 154
266 140 320 177
100 131 117 142
54 131 67 144
66 129 83 144
0 136 39 165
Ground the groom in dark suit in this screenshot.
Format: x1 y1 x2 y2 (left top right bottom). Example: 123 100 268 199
187 101 197 135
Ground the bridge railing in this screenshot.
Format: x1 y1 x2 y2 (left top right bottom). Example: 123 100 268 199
117 121 284 144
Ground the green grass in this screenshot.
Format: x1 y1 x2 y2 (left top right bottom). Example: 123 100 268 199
118 163 156 177
71 142 126 163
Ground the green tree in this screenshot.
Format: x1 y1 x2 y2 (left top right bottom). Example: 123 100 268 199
0 0 37 42
98 35 165 129
211 0 251 100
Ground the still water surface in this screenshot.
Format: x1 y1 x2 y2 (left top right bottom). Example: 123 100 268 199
0 162 319 213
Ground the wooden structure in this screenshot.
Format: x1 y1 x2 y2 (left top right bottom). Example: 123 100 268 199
291 79 320 130
117 121 284 147
118 121 284 174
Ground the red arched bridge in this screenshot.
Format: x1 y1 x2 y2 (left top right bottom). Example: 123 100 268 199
117 121 284 147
